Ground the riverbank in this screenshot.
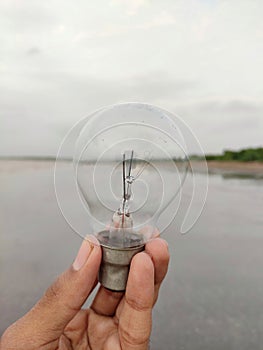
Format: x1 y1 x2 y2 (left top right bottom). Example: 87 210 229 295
1 159 263 178
207 161 263 178
188 160 263 178
0 159 55 173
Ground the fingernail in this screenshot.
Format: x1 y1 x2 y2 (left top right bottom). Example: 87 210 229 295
85 234 100 246
160 238 169 252
161 238 169 249
73 236 94 271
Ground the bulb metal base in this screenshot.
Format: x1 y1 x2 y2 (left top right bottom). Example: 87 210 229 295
97 230 145 292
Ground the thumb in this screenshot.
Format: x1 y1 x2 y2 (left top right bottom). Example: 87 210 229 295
4 237 101 347
35 237 101 333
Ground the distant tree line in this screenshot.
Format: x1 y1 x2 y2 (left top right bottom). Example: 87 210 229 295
205 147 263 162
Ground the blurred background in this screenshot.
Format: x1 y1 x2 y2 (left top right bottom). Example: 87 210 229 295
0 1 263 349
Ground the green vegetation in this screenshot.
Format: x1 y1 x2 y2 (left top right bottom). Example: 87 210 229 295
205 147 263 162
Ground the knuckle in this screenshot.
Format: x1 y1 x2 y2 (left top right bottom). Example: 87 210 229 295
42 274 66 304
125 296 152 312
46 282 60 300
119 323 150 348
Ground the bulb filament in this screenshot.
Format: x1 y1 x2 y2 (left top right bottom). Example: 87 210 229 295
120 150 134 227
111 149 151 231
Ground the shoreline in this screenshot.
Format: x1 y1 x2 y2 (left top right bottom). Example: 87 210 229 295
191 160 263 178
1 159 263 178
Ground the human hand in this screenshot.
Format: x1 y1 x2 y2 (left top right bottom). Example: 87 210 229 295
0 237 169 350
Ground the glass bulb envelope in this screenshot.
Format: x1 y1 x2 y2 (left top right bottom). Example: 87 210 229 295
74 103 188 247
55 103 208 291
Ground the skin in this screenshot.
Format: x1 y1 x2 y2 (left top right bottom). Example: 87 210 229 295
0 238 169 350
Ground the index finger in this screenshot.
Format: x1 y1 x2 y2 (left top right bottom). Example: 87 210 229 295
145 238 170 304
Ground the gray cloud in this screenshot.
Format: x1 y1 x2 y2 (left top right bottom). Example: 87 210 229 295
0 0 262 156
176 98 263 153
197 99 262 115
0 2 55 28
26 46 42 56
125 72 197 101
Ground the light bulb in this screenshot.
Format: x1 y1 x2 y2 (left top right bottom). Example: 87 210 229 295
72 103 189 291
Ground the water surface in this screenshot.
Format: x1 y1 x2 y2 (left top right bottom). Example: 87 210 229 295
0 161 263 349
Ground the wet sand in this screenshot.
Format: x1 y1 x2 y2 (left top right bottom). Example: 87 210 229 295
1 160 263 349
206 161 263 178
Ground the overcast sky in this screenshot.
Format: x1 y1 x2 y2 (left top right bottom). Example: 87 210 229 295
0 0 262 156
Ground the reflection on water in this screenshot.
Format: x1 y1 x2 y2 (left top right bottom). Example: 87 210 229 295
0 161 263 349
